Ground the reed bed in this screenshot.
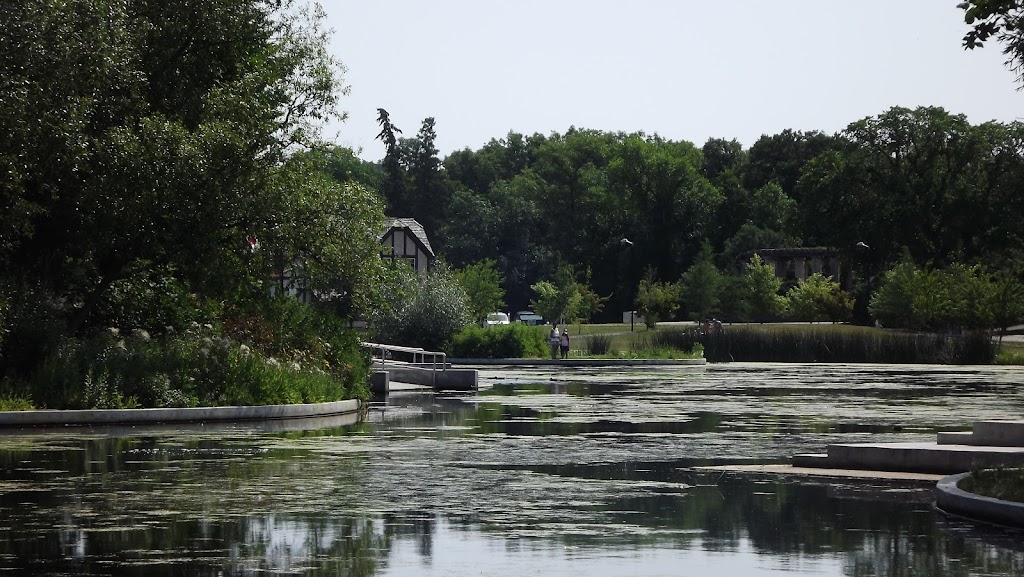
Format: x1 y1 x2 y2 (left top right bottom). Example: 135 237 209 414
647 325 995 364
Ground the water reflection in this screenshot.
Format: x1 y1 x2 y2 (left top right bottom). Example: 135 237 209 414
0 363 1022 575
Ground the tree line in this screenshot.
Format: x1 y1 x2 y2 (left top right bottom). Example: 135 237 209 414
315 105 1024 329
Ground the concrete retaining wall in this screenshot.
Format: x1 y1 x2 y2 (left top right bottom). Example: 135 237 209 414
449 358 706 367
936 472 1024 528
0 399 361 427
383 367 478 391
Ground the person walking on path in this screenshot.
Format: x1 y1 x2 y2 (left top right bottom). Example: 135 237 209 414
549 324 561 360
560 329 570 359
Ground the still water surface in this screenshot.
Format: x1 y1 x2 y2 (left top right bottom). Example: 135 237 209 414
1 363 1023 576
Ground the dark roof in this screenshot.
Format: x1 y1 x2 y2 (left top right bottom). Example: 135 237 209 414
381 217 435 257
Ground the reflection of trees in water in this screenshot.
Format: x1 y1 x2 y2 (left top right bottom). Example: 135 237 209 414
0 435 396 575
596 475 1024 577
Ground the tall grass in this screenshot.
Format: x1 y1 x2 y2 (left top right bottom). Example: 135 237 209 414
583 334 614 356
647 325 995 364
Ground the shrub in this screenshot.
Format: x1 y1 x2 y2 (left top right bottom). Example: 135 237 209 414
21 318 370 410
373 263 472 351
786 273 854 323
449 324 547 358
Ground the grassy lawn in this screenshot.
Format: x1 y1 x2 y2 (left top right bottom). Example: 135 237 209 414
570 322 887 354
995 340 1024 365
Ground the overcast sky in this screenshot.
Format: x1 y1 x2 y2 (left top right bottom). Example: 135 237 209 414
324 1 1022 161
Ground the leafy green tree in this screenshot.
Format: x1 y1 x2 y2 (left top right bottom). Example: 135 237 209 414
701 137 747 182
748 182 797 235
743 254 786 321
0 0 366 359
681 243 723 320
454 259 506 324
529 265 581 325
574 268 610 324
869 260 921 329
295 145 383 192
960 0 1024 84
744 129 840 201
635 267 682 329
373 262 471 351
991 268 1024 348
944 264 995 331
785 273 853 323
407 117 451 243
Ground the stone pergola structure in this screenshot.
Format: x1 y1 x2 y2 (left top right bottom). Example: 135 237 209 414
743 247 852 289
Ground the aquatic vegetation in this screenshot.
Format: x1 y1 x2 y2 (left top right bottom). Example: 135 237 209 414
961 467 1024 503
647 325 995 364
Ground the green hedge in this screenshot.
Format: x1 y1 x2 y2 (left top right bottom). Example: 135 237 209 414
448 324 548 358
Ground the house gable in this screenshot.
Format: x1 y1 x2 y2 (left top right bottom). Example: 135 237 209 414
380 217 435 275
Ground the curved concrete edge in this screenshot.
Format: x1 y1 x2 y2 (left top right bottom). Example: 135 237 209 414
449 358 706 367
935 472 1024 528
0 399 361 427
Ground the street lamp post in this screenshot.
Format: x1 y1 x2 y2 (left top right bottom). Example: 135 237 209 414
620 238 634 331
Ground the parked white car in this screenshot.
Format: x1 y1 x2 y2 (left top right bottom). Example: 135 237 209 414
483 312 510 327
514 311 544 326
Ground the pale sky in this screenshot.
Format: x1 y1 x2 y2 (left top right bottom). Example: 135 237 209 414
324 1 1022 161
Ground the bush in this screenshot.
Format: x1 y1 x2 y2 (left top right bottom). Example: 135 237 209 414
448 324 547 358
373 263 472 351
20 306 371 410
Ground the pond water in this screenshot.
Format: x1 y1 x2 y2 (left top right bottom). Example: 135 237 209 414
1 363 1024 576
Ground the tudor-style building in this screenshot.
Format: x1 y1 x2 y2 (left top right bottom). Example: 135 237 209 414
380 217 435 275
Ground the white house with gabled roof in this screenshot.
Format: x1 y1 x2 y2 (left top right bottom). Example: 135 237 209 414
380 217 435 275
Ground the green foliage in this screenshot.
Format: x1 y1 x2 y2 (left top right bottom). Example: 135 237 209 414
785 273 853 323
869 259 918 329
743 254 786 321
448 324 547 359
0 0 385 403
372 263 472 351
676 325 994 364
870 261 1010 332
19 296 371 410
634 267 682 329
960 0 1024 84
530 265 583 325
582 333 614 356
681 243 723 320
960 467 1024 504
455 259 506 324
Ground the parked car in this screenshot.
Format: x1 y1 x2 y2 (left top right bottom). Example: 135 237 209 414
514 311 544 326
483 312 510 327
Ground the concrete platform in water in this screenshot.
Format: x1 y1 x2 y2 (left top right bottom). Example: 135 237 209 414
793 420 1024 475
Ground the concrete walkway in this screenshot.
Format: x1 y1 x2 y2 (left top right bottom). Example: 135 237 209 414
793 421 1024 475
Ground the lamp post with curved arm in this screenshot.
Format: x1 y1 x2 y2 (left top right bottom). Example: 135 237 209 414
620 238 635 331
